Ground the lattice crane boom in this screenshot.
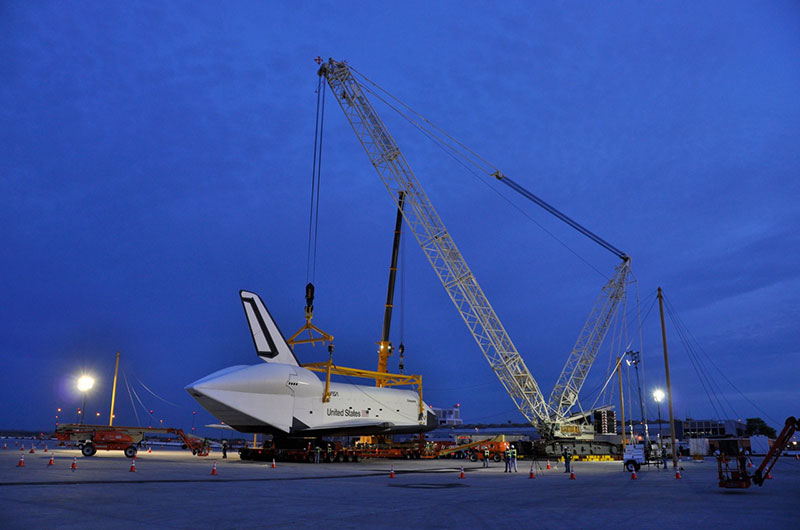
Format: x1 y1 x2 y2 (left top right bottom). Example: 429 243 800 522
319 58 552 425
547 258 631 423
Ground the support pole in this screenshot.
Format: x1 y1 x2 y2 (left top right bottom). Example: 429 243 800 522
617 356 626 446
657 287 679 469
109 351 120 426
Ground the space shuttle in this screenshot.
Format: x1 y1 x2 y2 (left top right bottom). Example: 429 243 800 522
185 291 438 436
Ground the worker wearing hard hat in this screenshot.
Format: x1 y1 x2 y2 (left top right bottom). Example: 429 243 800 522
483 448 490 467
563 447 572 473
511 445 518 472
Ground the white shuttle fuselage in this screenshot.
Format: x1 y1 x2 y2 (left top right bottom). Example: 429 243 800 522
186 291 437 436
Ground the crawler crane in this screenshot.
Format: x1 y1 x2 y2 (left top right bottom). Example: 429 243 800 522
318 58 632 450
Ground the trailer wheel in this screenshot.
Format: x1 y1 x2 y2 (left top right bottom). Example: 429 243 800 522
306 453 315 463
469 453 478 462
624 460 641 472
335 452 344 463
124 446 138 458
81 444 97 457
493 454 502 463
352 454 359 462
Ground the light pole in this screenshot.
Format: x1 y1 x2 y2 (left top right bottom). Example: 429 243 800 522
653 389 665 451
626 350 650 444
77 375 95 426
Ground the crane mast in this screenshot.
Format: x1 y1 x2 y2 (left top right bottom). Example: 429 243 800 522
319 59 552 425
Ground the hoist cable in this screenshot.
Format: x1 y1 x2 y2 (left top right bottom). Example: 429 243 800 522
307 76 323 282
312 81 326 281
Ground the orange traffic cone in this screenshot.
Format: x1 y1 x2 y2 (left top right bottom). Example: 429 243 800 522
3 443 6 450
211 461 218 475
795 454 799 461
747 458 753 468
675 470 682 479
271 458 276 469
17 454 25 467
529 464 536 479
48 454 55 466
459 466 465 479
20 444 25 452
43 445 48 453
546 460 551 470
29 446 35 454
71 457 77 471
569 471 576 480
389 465 395 478
148 446 152 454
766 471 773 479
129 457 137 472
631 470 638 480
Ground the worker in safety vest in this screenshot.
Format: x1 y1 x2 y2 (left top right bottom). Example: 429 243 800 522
483 448 490 467
511 445 518 472
504 448 511 473
562 447 572 473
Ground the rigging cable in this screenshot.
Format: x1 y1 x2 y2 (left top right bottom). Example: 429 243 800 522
122 370 141 427
661 298 728 420
352 69 626 264
136 376 180 407
354 77 609 280
664 296 780 426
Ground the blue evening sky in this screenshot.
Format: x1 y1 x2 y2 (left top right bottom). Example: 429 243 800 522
1 1 798 434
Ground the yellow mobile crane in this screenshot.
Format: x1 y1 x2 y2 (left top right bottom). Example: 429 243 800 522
318 58 632 452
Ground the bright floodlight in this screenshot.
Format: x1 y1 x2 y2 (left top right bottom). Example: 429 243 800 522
77 375 95 392
653 389 665 402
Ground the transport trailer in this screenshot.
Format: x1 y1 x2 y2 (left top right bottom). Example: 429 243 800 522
56 423 210 458
239 436 509 463
240 440 361 463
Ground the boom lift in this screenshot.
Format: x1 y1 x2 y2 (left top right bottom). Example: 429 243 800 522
717 416 799 488
318 58 632 445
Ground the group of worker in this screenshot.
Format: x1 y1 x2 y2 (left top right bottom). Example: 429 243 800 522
481 446 519 472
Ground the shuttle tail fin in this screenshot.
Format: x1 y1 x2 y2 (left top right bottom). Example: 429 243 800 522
239 290 300 366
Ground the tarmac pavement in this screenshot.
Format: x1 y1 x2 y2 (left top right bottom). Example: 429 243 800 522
1 438 799 529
